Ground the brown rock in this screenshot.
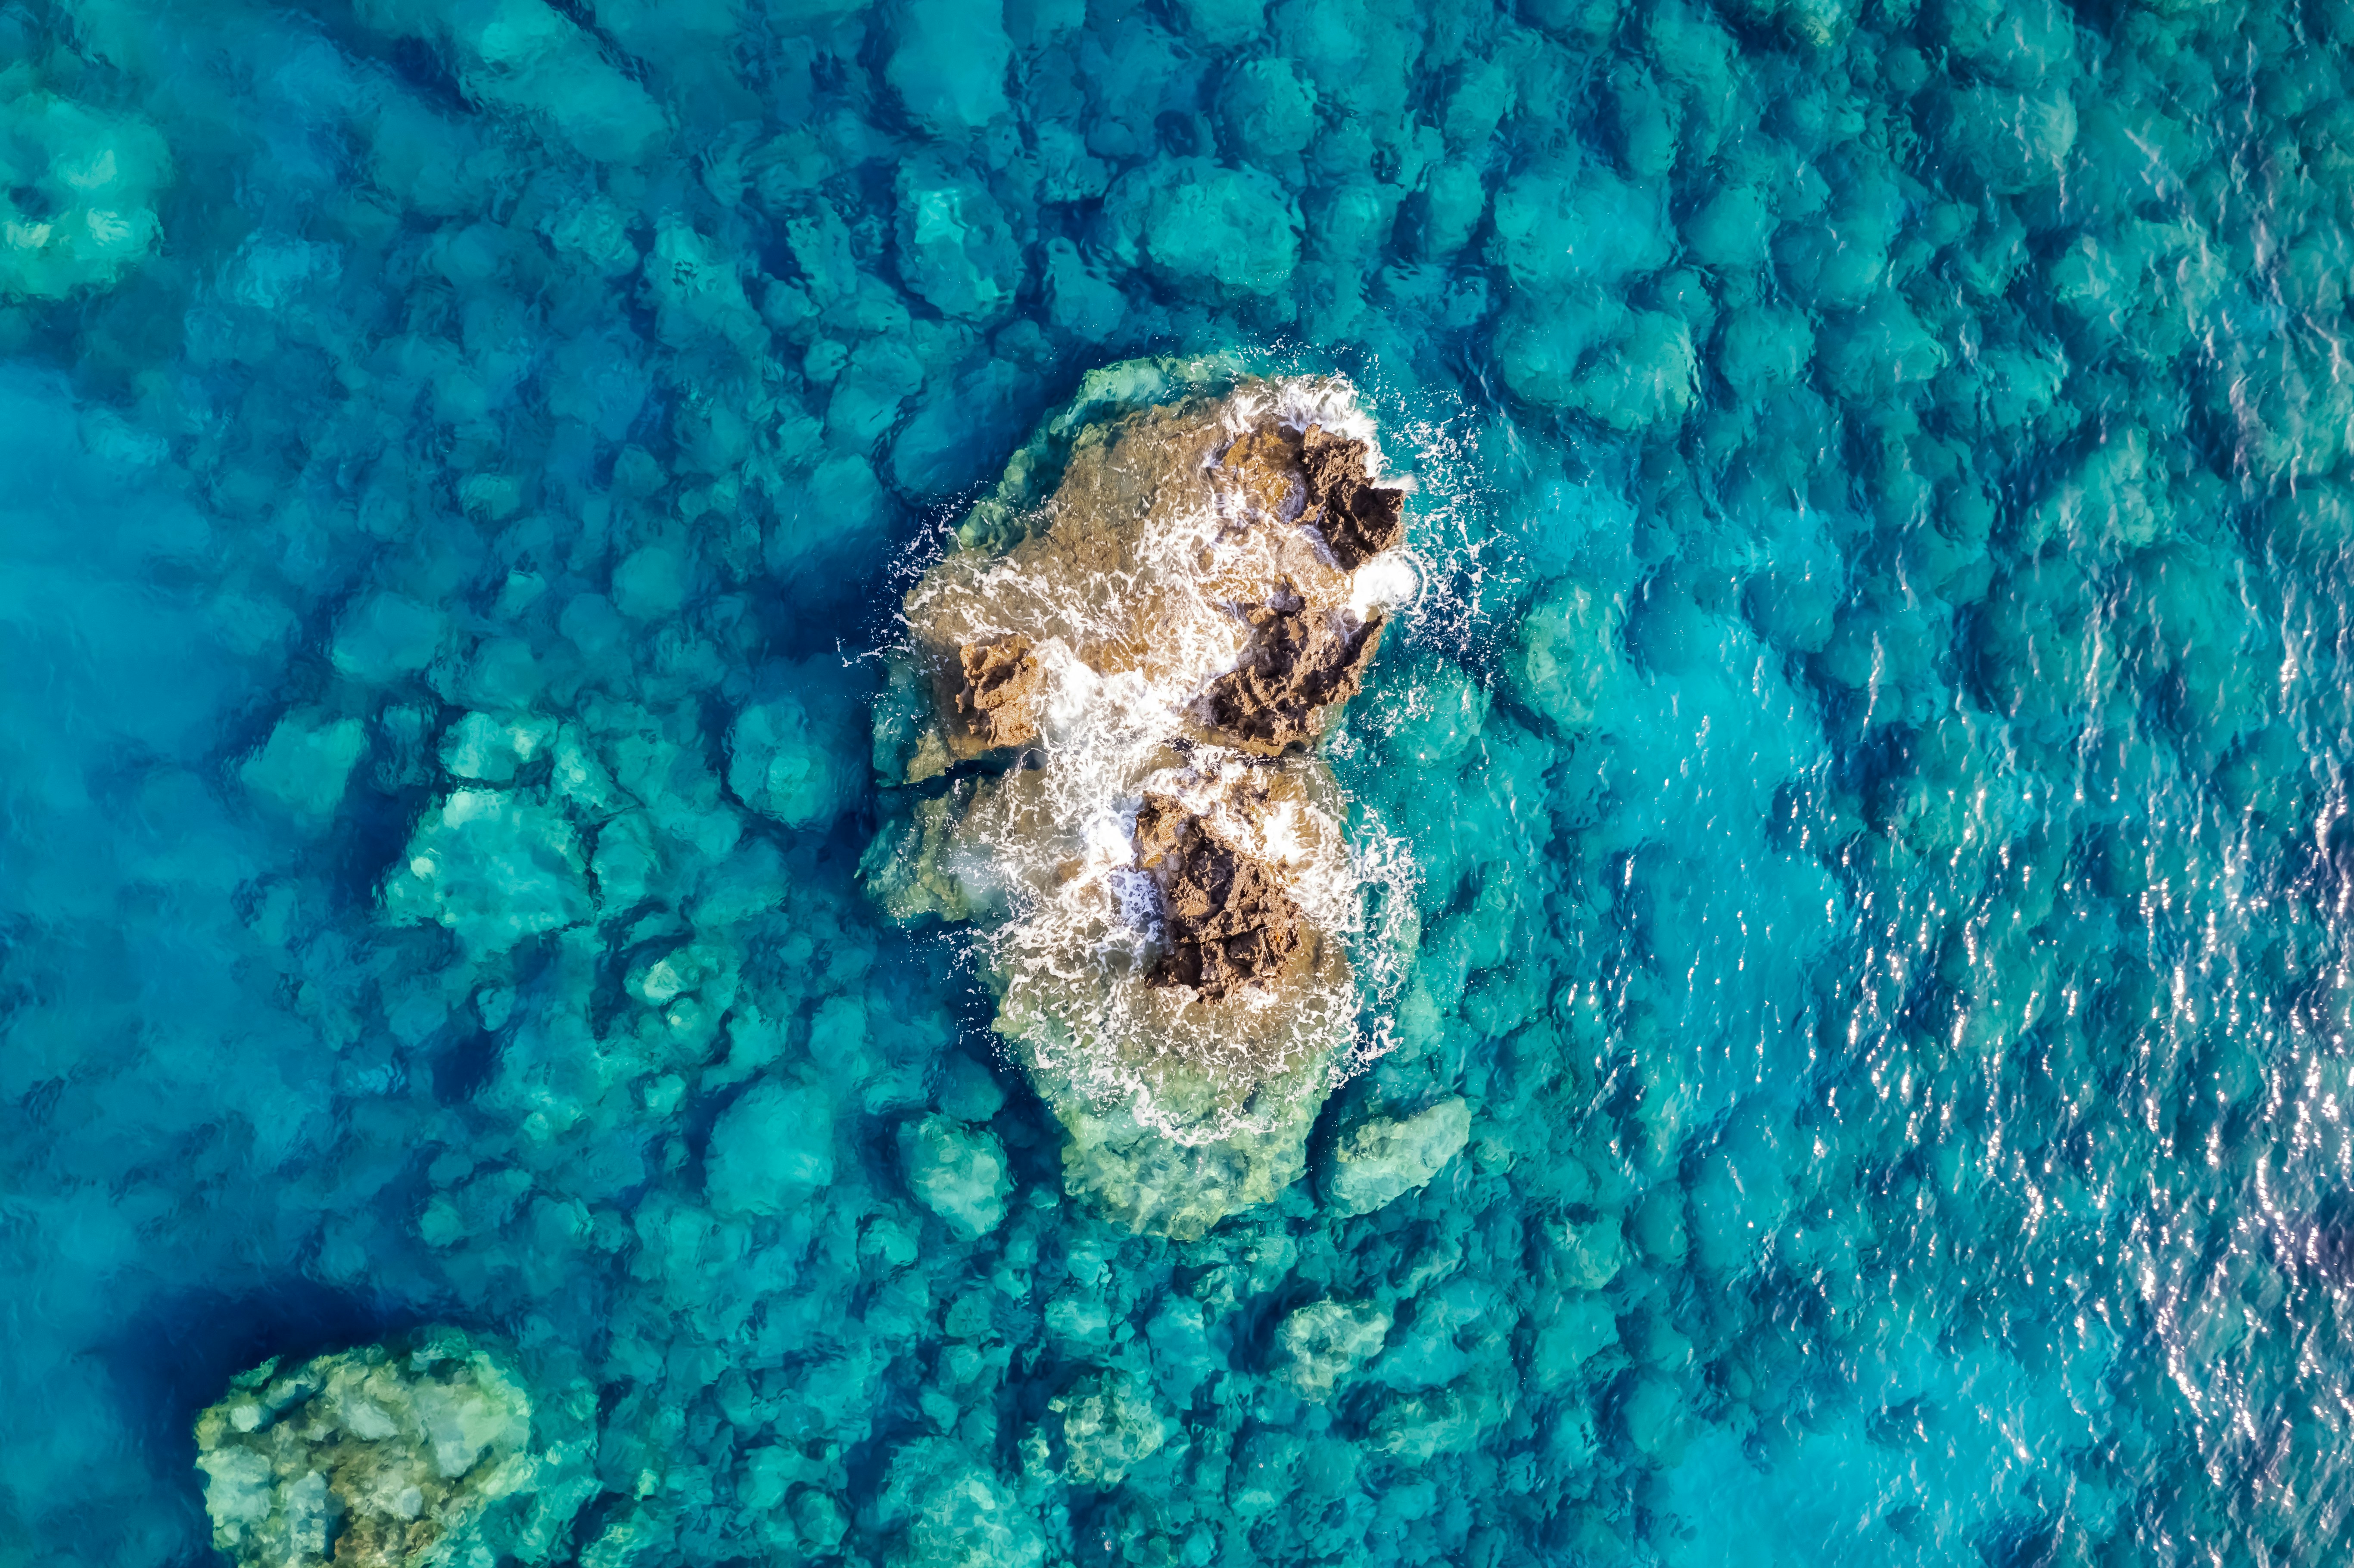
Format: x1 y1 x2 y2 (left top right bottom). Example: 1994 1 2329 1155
1134 794 1304 1001
894 402 1404 782
1217 426 1307 524
954 634 1046 750
1300 424 1406 569
1200 584 1386 754
902 401 1227 703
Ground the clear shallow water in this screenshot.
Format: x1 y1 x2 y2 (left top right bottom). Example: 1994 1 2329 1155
3 0 2353 1562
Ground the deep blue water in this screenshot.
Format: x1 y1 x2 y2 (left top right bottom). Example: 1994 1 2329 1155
6 0 2354 1562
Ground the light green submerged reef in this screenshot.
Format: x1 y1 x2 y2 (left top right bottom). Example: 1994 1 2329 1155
195 1330 595 1568
4 0 2354 1562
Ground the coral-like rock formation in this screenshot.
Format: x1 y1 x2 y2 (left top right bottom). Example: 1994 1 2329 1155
863 361 1417 1237
193 1328 594 1568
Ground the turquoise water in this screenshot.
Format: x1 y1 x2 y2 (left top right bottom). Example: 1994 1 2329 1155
4 0 2352 1561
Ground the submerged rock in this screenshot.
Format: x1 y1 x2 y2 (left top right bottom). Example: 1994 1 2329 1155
1275 1299 1392 1397
381 789 593 955
903 1113 1014 1238
193 1328 594 1568
1040 1370 1173 1486
877 1439 1044 1568
864 361 1417 1237
1325 1096 1473 1215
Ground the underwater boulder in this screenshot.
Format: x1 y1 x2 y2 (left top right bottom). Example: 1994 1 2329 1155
1039 1370 1173 1486
705 1077 836 1215
382 789 593 955
240 712 367 827
876 1439 1043 1568
885 0 1013 133
1324 1096 1472 1215
193 1328 594 1568
895 165 1022 323
332 592 447 686
1715 302 1816 396
1218 57 1318 158
1275 1298 1393 1396
902 1114 1013 1238
1517 580 1621 731
728 689 863 830
1568 310 1697 431
0 89 170 301
1105 160 1304 296
1489 165 1672 293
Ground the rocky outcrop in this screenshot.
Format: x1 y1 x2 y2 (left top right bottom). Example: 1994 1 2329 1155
953 633 1046 750
1300 423 1407 568
863 364 1416 1237
1217 425 1310 522
882 393 1407 781
1200 587 1386 756
1134 793 1303 1001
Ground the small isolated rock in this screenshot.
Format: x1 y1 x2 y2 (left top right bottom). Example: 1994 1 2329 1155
903 1114 1012 1238
193 1327 592 1568
1326 1097 1473 1215
872 373 1409 1238
1275 1298 1391 1397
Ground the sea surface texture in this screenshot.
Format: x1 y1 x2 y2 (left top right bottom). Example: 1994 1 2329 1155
3 0 2350 1562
